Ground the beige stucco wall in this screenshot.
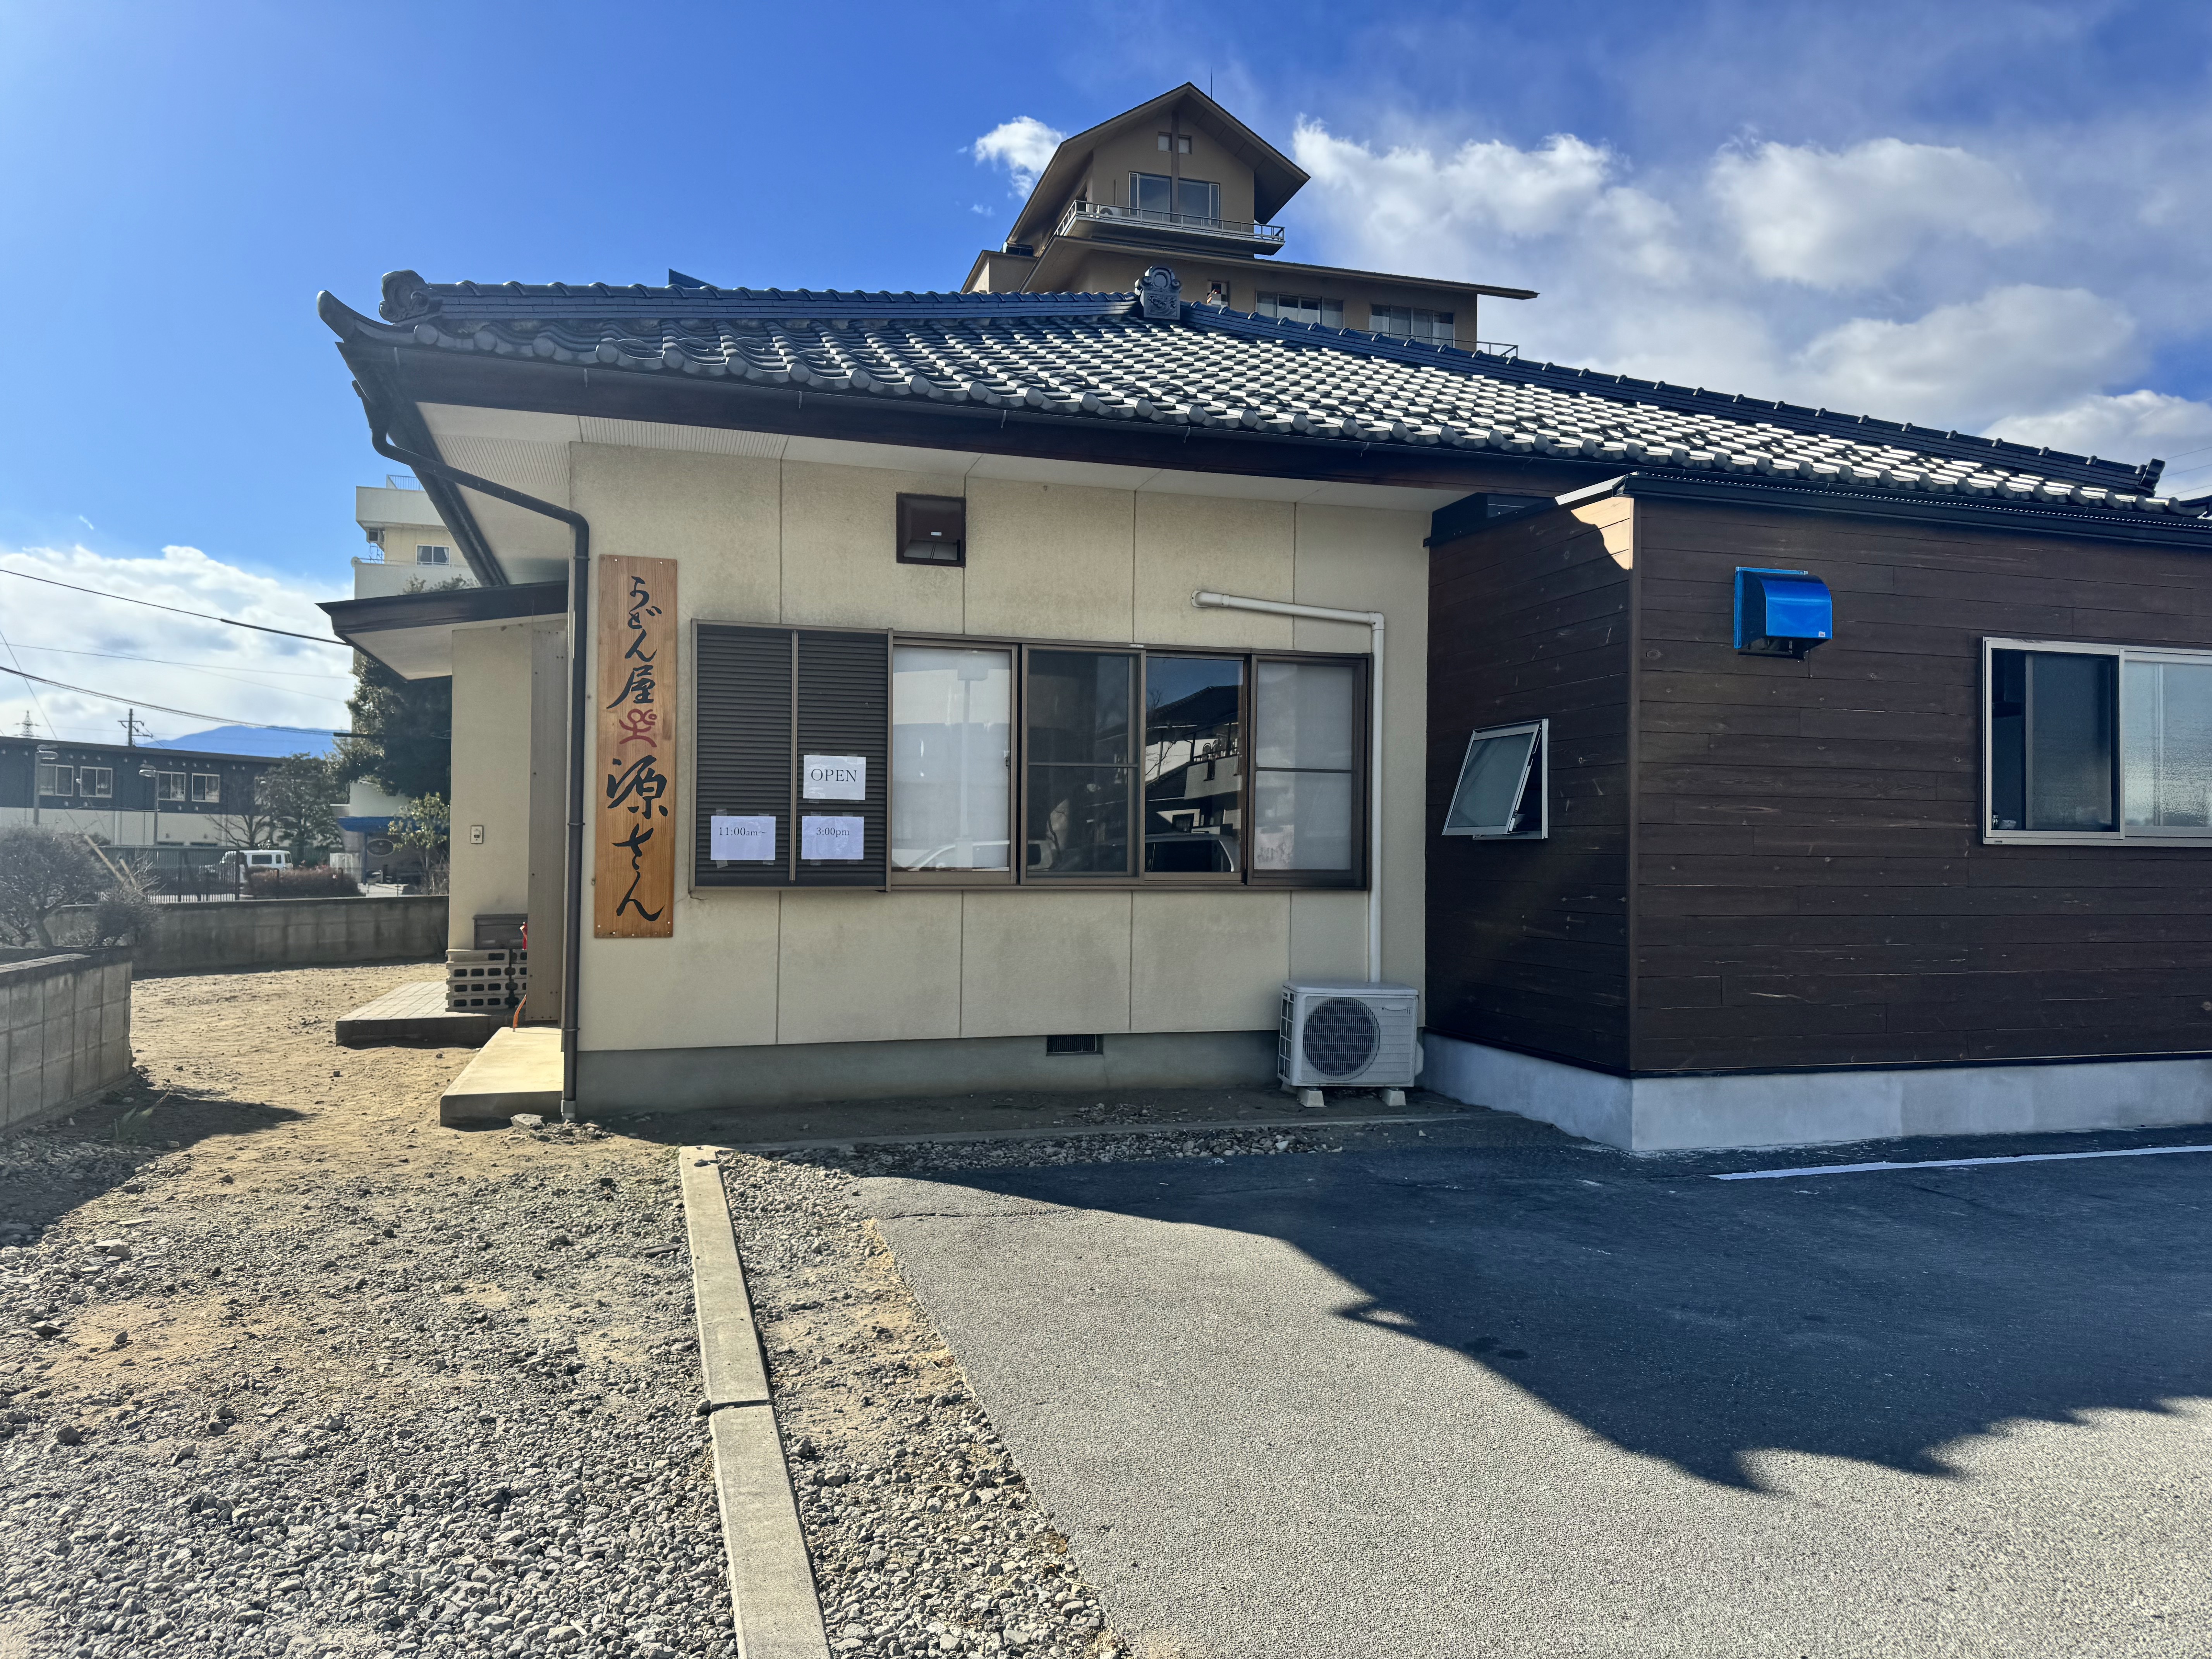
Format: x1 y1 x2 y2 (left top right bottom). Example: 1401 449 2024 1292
564 442 1428 1056
447 620 538 948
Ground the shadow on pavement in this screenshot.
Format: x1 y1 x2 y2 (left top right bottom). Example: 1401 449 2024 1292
882 1135 2212 1489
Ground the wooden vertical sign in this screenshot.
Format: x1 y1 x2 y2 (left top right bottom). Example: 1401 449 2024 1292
593 556 678 938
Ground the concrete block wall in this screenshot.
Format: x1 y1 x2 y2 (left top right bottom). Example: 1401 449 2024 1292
0 951 132 1133
49 895 448 976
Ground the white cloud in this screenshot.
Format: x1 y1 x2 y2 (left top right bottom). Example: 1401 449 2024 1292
1986 390 2212 494
1794 285 2139 427
972 117 1065 198
0 543 351 746
1290 121 1690 285
1711 138 2041 289
1283 112 2182 450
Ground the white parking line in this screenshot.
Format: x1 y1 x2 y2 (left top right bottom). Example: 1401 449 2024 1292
1714 1143 2212 1181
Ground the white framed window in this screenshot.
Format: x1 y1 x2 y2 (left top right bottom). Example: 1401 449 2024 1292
78 766 112 799
892 644 1013 872
190 773 222 804
1984 637 2212 843
1442 720 1548 839
36 763 72 798
1257 293 1345 328
155 771 187 802
1371 305 1455 345
416 544 451 565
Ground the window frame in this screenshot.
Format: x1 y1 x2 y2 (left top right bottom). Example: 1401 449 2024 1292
1440 718 1549 840
889 639 1018 886
1981 636 2212 846
78 766 112 800
35 762 72 799
1370 305 1455 344
881 634 1368 892
189 772 222 804
154 771 187 803
1257 293 1345 329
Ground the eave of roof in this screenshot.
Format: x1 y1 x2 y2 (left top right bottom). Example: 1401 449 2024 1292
320 277 2204 540
319 581 568 678
1491 469 2212 551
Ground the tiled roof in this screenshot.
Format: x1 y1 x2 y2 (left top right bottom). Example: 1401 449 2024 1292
328 274 2202 521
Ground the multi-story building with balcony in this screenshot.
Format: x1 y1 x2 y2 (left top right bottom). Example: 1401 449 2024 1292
351 474 477 600
960 84 1535 352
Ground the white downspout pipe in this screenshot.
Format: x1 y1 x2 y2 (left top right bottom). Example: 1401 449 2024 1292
1192 590 1387 984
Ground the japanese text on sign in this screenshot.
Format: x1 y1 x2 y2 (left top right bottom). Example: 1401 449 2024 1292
592 557 678 938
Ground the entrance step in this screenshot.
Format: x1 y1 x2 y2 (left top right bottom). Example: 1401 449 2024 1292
336 980 496 1049
440 1026 563 1126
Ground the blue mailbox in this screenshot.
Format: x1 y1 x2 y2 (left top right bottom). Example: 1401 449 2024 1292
1733 567 1833 659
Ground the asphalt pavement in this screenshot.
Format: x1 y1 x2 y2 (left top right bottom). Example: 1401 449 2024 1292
860 1120 2212 1659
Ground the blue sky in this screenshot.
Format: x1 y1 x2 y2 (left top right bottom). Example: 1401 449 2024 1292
4 0 2212 741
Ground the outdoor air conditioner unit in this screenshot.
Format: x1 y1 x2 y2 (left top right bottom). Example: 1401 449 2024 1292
1278 980 1421 1096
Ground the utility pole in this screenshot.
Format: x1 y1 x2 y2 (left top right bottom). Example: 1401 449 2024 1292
118 708 144 748
17 713 31 737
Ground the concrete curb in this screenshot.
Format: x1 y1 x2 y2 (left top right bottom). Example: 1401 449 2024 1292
731 1110 1474 1155
680 1146 830 1659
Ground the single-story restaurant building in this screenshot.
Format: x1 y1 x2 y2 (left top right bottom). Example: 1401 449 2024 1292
316 267 2212 1149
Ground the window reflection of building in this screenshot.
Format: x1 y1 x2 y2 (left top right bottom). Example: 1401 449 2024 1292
1143 656 1244 873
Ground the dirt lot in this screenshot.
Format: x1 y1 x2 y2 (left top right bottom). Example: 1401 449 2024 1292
0 964 726 1659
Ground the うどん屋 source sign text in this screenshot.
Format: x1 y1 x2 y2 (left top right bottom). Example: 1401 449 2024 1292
594 556 677 938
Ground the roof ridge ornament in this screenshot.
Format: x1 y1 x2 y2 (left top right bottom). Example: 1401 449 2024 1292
1135 265 1183 321
378 270 438 323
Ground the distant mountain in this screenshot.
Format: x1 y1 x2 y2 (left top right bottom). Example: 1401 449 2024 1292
144 725 338 759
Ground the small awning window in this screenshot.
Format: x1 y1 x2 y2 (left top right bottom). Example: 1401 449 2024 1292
1443 719 1546 839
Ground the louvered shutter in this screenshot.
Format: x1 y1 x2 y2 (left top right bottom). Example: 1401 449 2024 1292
694 624 793 887
795 630 891 887
692 623 890 888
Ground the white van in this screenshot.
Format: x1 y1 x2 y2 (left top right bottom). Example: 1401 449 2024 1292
217 850 291 873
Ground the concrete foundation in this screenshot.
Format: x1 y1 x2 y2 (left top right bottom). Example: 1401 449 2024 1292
1 950 132 1134
579 1029 1278 1115
1422 1032 2212 1152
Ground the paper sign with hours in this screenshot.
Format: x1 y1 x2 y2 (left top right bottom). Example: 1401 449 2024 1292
801 815 865 861
802 755 867 801
709 815 776 862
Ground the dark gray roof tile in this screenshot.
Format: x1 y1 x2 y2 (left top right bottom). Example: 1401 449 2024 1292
324 276 2197 519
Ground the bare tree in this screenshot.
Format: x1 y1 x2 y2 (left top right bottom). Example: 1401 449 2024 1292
0 826 153 949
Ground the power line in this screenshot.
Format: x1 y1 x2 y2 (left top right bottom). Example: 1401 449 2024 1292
6 643 352 681
0 664 336 732
0 567 348 646
0 642 351 706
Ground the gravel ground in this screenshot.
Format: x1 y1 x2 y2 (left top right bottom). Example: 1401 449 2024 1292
718 1121 1378 1659
0 965 726 1659
0 963 1432 1659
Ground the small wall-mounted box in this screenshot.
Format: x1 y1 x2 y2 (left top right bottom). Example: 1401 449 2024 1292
1734 567 1833 659
896 494 965 565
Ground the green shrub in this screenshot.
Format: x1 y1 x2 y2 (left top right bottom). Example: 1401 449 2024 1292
246 866 361 899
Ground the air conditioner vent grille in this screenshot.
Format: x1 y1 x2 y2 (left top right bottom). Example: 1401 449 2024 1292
1301 997 1381 1078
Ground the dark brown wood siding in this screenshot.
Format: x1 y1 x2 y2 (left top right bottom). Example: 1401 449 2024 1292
1632 498 2212 1072
1425 500 1634 1070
